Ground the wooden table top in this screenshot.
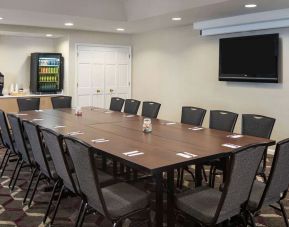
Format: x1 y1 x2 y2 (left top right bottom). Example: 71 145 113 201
13 107 275 173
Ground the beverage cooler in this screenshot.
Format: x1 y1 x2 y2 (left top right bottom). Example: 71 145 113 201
30 53 64 93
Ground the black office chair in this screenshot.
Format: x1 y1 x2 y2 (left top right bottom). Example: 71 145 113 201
17 97 40 111
141 101 161 118
207 110 238 186
51 96 72 109
181 106 206 126
242 114 275 182
64 136 151 227
0 110 18 178
109 97 125 112
124 99 141 115
22 120 59 222
209 110 238 132
41 127 115 225
176 143 267 227
247 138 289 227
178 106 207 188
7 114 34 191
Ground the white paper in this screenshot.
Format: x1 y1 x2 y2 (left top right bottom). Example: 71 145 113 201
32 118 43 121
92 139 110 143
125 115 135 118
16 113 28 116
54 125 66 129
188 127 203 131
227 134 244 139
123 150 140 156
67 131 84 136
176 153 193 159
163 122 176 125
128 152 144 157
183 152 198 158
222 143 241 149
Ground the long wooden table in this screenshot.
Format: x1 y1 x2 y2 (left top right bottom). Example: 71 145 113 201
13 107 275 227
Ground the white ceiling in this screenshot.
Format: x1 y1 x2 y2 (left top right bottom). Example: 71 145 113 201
0 0 289 34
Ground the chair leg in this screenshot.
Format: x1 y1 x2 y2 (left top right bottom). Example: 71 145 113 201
50 184 65 225
211 168 217 188
43 179 61 224
9 158 20 188
0 150 11 177
279 201 289 227
208 166 214 187
77 202 88 227
74 200 85 227
28 172 42 208
23 168 37 205
201 166 207 182
11 160 24 191
248 212 256 227
0 148 9 169
179 168 184 189
260 172 267 183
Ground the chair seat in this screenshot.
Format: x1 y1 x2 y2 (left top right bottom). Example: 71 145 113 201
176 186 221 224
100 182 149 219
248 180 266 211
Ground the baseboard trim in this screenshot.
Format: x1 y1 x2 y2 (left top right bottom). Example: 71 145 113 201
268 148 275 155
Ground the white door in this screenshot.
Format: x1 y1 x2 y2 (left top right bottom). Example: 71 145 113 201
77 45 131 108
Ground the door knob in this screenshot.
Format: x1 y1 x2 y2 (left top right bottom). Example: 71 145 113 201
97 89 100 93
110 89 114 92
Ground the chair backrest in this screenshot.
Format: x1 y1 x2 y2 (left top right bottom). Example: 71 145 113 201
7 114 32 164
22 120 53 178
51 96 72 109
242 114 275 139
17 97 40 111
124 99 141 115
214 143 267 224
181 106 206 126
257 138 289 209
109 97 124 112
0 110 15 152
41 127 78 193
141 101 161 118
64 136 110 218
210 110 238 132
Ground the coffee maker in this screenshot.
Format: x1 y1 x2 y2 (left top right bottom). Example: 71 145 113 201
0 72 4 96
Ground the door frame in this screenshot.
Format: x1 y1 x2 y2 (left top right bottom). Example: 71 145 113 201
75 43 132 107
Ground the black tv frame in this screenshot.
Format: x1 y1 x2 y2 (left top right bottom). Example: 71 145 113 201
219 33 279 83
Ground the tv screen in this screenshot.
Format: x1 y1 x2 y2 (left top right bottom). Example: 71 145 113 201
219 34 279 83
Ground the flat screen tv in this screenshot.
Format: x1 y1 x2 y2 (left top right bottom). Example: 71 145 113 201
219 34 279 83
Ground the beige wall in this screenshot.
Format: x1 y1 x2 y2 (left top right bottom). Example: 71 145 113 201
0 35 56 93
131 26 288 142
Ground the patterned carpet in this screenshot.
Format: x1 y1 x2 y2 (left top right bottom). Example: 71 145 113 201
0 148 288 227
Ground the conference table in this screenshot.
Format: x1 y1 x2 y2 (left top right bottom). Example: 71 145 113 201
13 107 275 227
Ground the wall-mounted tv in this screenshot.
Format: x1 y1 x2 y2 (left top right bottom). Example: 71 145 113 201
219 34 279 83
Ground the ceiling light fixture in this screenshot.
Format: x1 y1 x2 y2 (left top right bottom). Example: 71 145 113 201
0 17 3 20
64 22 74 26
172 17 182 21
46 34 53 37
116 28 125 31
245 4 257 8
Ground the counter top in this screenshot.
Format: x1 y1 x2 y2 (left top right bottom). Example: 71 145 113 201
0 94 63 99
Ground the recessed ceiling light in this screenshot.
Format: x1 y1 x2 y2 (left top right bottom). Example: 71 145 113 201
116 28 125 31
64 22 74 26
172 17 182 21
245 4 257 8
0 17 3 20
46 34 53 37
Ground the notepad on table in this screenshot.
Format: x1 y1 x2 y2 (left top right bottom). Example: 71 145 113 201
123 150 144 157
32 118 43 121
227 134 243 139
188 127 203 131
67 131 84 136
54 125 66 129
92 138 110 143
16 113 28 116
176 152 198 159
222 143 241 149
162 122 176 125
125 115 135 118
